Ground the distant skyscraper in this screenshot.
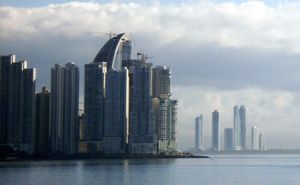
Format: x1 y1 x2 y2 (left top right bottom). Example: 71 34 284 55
0 54 15 144
195 115 203 150
239 106 246 150
259 132 266 151
103 68 129 153
212 110 220 152
50 63 79 155
128 58 157 154
251 126 259 150
233 105 241 151
224 128 233 151
35 87 51 154
232 105 247 151
152 66 171 99
8 60 36 154
84 62 107 152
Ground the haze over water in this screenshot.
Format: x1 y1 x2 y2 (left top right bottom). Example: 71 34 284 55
0 155 299 185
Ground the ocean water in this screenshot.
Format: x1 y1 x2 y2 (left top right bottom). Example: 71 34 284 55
0 155 299 185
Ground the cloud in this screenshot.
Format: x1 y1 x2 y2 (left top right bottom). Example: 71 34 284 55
2 1 300 51
1 1 300 149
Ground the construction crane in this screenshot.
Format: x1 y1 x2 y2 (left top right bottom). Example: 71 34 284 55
86 31 116 39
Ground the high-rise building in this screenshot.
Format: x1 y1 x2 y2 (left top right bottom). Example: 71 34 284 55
212 110 220 152
8 60 36 154
128 58 157 154
0 54 15 144
233 105 241 151
152 66 171 99
259 132 266 151
224 128 233 151
233 105 247 151
35 87 50 155
152 64 177 154
50 63 79 155
239 106 246 150
103 68 129 153
195 115 204 150
157 99 177 154
251 126 259 150
84 62 107 152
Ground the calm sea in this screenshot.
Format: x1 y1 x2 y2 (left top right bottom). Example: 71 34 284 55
0 155 299 185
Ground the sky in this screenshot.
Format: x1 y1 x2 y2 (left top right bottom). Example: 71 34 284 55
1 0 300 150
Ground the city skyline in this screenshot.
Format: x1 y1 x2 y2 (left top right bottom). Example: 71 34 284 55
0 32 178 156
2 1 300 149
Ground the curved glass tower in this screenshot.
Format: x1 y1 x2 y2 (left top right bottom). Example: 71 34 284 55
93 33 132 70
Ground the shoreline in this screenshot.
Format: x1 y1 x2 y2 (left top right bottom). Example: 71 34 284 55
0 154 210 162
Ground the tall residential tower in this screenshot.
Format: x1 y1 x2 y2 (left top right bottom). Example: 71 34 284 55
50 63 79 155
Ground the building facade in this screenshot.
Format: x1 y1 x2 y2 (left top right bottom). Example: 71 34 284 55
0 54 15 144
157 99 177 154
103 68 129 153
224 128 233 151
50 63 79 155
128 59 157 154
35 87 51 155
8 60 36 154
84 62 107 152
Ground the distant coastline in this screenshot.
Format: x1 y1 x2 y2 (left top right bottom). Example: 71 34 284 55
190 149 300 155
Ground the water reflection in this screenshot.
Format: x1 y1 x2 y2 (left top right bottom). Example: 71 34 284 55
1 156 300 185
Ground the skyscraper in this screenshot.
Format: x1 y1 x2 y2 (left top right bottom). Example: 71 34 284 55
128 58 157 154
195 115 203 150
251 126 259 150
0 54 15 144
35 87 51 155
50 63 79 155
151 64 177 154
84 62 107 152
224 128 233 151
212 110 220 152
233 105 241 151
157 99 177 154
259 132 266 151
233 105 247 151
239 106 246 150
8 60 36 154
103 67 129 153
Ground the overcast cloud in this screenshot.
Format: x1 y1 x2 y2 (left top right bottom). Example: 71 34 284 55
1 1 300 149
